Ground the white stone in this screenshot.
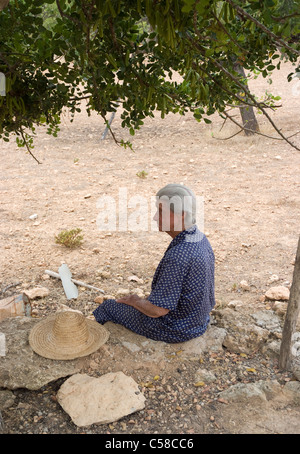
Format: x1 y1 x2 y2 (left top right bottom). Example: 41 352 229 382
227 300 243 310
127 275 144 284
239 280 250 291
269 274 279 282
265 286 290 301
116 288 130 297
24 287 50 299
194 368 217 384
57 372 145 427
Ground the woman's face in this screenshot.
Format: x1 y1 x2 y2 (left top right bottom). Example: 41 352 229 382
153 201 184 233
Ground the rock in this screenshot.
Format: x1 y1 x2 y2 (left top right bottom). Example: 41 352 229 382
96 270 111 279
223 324 269 354
283 381 300 403
121 341 141 353
194 368 217 384
214 308 269 354
94 296 104 304
101 322 227 365
172 326 227 355
218 382 266 403
272 301 287 317
265 286 290 301
57 372 145 427
256 379 282 400
0 390 16 410
0 316 86 390
127 275 144 284
218 380 282 404
24 287 50 300
261 340 281 358
292 363 300 381
239 280 250 291
250 310 282 333
116 288 130 297
227 300 243 310
0 293 32 322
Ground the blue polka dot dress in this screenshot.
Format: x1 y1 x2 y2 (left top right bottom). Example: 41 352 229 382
93 225 215 343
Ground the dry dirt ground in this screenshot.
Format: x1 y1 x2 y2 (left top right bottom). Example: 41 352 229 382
0 61 300 436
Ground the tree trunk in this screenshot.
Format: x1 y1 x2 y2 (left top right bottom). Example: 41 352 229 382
279 235 300 371
233 62 260 135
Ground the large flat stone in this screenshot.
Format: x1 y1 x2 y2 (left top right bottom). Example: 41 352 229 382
0 316 87 390
170 325 227 355
57 372 145 427
104 321 227 357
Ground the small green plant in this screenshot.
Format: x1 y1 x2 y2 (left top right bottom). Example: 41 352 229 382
136 170 148 179
55 228 84 248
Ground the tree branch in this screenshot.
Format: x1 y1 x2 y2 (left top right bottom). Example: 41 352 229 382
186 33 300 151
210 56 300 150
271 13 300 23
19 128 42 164
224 0 300 56
216 110 300 143
211 11 249 56
55 0 80 26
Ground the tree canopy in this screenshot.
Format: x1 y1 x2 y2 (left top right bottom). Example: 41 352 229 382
0 0 299 161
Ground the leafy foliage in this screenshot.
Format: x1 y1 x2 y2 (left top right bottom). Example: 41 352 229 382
0 0 299 157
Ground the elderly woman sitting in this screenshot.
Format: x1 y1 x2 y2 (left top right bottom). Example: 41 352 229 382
93 183 215 343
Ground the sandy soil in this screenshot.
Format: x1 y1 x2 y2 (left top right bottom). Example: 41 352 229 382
0 61 300 435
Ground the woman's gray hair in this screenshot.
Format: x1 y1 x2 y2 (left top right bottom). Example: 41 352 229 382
156 183 197 229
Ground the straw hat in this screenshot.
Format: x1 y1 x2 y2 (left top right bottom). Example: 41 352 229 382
29 311 109 360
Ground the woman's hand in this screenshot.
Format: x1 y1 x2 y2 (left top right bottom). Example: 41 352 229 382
116 294 169 318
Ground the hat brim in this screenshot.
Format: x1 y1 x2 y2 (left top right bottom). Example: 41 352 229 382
29 314 109 360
